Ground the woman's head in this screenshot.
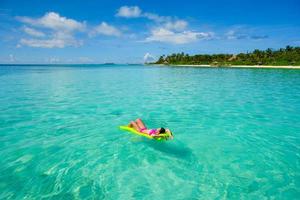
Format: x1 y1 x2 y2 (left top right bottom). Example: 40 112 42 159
159 127 166 133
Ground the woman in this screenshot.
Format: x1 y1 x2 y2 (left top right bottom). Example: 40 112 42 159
128 118 173 139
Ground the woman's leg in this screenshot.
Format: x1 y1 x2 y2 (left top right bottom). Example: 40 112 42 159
129 121 140 131
135 118 146 130
128 122 133 127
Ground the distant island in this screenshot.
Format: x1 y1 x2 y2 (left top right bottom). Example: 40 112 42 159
153 46 300 67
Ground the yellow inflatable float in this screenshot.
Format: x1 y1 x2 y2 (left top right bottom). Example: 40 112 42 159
119 126 171 140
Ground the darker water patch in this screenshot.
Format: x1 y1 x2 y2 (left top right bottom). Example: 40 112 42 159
143 140 194 161
109 110 123 116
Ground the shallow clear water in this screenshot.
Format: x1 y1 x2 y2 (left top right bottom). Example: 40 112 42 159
0 64 300 199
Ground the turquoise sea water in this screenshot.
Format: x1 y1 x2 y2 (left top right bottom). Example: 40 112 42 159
0 64 300 199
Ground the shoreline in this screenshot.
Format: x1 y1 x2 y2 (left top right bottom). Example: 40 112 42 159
151 64 300 69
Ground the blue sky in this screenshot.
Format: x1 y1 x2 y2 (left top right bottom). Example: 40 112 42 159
0 0 299 64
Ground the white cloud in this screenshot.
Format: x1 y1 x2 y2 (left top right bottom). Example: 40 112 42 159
49 57 60 63
143 12 170 22
9 54 15 62
164 20 188 31
91 22 121 37
116 6 141 18
225 29 267 40
20 38 65 48
17 12 85 48
44 57 93 64
226 30 235 40
116 6 212 45
145 28 214 44
78 57 93 63
116 6 171 23
225 30 247 40
23 26 45 37
17 12 85 32
20 32 82 48
143 53 155 63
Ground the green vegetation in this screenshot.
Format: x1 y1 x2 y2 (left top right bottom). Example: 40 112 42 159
154 46 300 66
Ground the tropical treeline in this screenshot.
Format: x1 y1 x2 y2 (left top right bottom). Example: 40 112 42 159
154 46 300 66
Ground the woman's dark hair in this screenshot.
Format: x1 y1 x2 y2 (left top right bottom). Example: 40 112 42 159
159 127 166 133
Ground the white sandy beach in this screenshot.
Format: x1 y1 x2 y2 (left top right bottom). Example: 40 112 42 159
154 64 300 69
